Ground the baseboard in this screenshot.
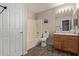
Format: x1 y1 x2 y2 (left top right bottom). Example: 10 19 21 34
24 51 28 55
27 40 40 51
21 51 28 56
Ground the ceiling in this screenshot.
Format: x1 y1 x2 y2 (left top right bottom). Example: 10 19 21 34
25 3 65 13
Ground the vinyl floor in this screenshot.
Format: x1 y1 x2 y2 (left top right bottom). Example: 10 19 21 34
24 45 77 56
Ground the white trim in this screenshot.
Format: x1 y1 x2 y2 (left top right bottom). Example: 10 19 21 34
22 51 28 55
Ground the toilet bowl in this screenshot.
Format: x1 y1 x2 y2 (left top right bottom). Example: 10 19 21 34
41 37 47 47
41 31 49 47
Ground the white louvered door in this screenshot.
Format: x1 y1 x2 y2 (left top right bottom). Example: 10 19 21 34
0 3 23 56
14 4 23 56
0 5 3 56
0 3 10 56
9 3 23 56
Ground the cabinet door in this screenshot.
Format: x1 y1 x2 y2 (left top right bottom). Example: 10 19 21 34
54 41 63 49
54 36 63 50
63 36 78 53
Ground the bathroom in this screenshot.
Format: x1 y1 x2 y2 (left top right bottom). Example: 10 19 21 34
0 3 79 56
26 3 79 56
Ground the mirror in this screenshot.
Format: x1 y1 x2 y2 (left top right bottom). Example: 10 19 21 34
62 20 72 31
62 20 70 31
74 19 78 26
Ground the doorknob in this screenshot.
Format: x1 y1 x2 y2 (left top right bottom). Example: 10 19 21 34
20 32 23 33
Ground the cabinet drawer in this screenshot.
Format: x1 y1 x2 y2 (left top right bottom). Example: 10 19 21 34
70 37 78 40
54 35 61 38
54 36 63 42
54 37 63 42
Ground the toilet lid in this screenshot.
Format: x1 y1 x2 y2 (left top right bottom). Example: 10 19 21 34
43 32 49 38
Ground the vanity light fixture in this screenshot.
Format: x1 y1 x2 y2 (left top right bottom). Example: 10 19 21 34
56 7 72 14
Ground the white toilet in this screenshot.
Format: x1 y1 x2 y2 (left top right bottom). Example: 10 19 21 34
41 31 49 47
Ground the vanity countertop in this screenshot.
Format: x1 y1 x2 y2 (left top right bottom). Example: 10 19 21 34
54 33 79 36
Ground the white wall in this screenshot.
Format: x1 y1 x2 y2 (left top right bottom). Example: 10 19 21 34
36 3 76 34
36 9 56 35
76 4 79 34
55 3 76 33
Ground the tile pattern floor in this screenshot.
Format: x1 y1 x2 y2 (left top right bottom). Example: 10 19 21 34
24 45 77 56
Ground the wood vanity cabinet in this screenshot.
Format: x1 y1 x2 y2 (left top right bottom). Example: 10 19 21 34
54 35 63 50
53 34 79 54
